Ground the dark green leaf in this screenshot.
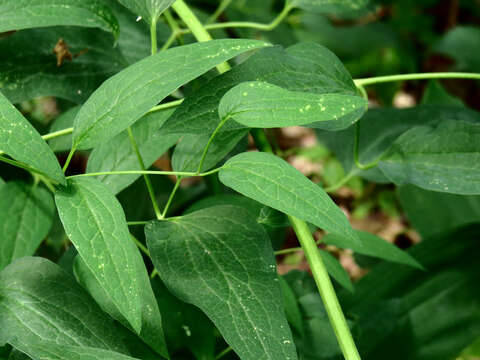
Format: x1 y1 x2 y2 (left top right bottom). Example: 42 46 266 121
117 0 176 25
146 205 298 360
72 39 270 150
219 151 358 244
0 0 120 40
0 257 129 353
87 109 179 194
289 0 370 15
48 106 80 152
421 80 465 107
379 119 480 194
219 81 366 130
55 178 144 333
278 277 304 337
0 182 55 270
0 92 65 184
323 230 423 269
433 26 480 71
397 184 480 238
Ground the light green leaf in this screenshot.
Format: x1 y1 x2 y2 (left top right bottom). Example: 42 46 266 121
289 0 370 15
379 119 480 195
0 182 55 271
0 92 65 184
219 151 358 244
55 178 143 333
117 0 176 25
219 81 367 130
145 205 298 360
87 109 179 194
0 0 119 40
323 230 423 269
72 39 270 150
319 250 353 292
0 257 129 353
49 106 80 152
73 255 168 358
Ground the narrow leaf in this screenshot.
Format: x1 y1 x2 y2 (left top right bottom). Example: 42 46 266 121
146 205 298 360
219 81 367 130
323 230 423 269
219 152 358 244
0 0 119 40
379 119 480 195
87 109 179 194
0 182 55 270
118 0 176 25
0 92 65 184
72 39 270 149
55 178 143 333
0 257 129 353
319 250 354 292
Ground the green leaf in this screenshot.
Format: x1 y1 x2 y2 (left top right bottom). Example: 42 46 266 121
278 276 304 337
145 205 298 360
87 109 179 194
289 0 370 15
219 81 366 130
0 92 65 184
0 0 119 40
73 255 169 358
0 257 129 353
72 39 270 150
161 43 359 136
117 0 176 25
11 342 139 360
219 151 358 244
379 119 480 195
55 177 144 333
397 184 480 238
0 182 55 271
319 250 353 292
433 26 480 71
48 106 80 152
421 80 465 107
323 230 423 269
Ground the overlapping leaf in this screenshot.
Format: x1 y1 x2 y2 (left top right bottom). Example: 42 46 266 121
0 0 119 39
0 92 65 184
87 109 179 194
146 206 298 360
72 39 269 150
55 178 144 333
48 106 80 152
219 81 366 130
219 151 359 244
118 0 176 25
288 0 370 15
0 182 55 270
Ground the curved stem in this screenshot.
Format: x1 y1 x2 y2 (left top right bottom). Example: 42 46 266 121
354 72 480 87
66 168 222 179
0 155 58 185
197 115 230 174
161 177 182 219
353 122 379 171
148 98 184 113
207 0 233 24
289 216 361 360
324 172 358 193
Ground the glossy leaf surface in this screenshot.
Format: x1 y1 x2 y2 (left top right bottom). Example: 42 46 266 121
55 178 143 333
72 39 269 149
219 151 358 244
0 92 65 184
146 206 298 360
0 182 55 271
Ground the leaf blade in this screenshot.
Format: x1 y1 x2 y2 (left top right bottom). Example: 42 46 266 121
118 0 176 25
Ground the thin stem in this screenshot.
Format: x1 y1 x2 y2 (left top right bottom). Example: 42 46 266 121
289 216 361 360
172 0 231 73
161 177 182 219
130 234 150 258
127 221 149 226
207 0 233 24
150 19 158 55
197 115 230 174
353 122 379 171
62 146 76 173
127 127 162 220
354 72 480 87
161 30 178 51
42 127 74 141
324 172 357 193
215 346 233 360
0 155 58 184
202 2 293 32
250 128 274 153
275 246 303 256
66 168 222 179
148 99 184 113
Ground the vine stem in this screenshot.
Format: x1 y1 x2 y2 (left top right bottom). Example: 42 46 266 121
196 115 230 174
150 18 158 55
289 216 361 360
207 0 233 24
161 177 182 219
354 72 480 87
65 168 222 179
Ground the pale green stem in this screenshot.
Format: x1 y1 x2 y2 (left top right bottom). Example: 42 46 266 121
127 221 149 226
172 0 231 73
207 0 233 23
148 98 184 113
196 115 230 174
323 172 358 193
62 145 76 173
42 127 74 141
289 216 361 360
161 177 182 219
0 155 59 184
353 122 379 171
131 234 150 257
215 346 233 360
66 168 222 179
161 30 178 51
127 127 162 220
150 18 158 55
354 72 480 87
